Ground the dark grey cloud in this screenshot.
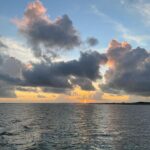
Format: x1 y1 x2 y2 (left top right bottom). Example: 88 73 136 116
0 51 107 96
14 0 81 57
87 37 99 46
102 40 150 96
0 55 3 65
0 85 16 98
71 77 95 91
16 87 38 92
0 55 23 97
0 73 22 85
23 51 107 91
42 87 69 94
1 36 150 98
23 62 72 88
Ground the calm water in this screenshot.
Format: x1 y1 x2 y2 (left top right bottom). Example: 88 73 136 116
0 104 150 150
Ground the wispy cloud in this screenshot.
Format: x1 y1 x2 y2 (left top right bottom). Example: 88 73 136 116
91 5 150 46
133 1 150 26
0 37 38 63
121 0 150 26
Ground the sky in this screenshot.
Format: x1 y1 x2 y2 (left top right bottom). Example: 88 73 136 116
0 0 150 103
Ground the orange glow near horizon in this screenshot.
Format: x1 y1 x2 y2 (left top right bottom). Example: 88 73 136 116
71 87 97 103
0 87 129 103
14 87 97 103
102 93 129 102
15 90 58 103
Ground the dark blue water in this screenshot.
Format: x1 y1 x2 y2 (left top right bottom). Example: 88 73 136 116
0 104 150 150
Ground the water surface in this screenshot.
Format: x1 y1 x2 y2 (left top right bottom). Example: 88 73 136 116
0 104 150 150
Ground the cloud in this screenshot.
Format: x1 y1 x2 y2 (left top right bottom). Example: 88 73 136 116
14 0 81 57
0 85 16 98
0 55 3 65
86 37 99 46
117 24 150 45
71 77 95 91
126 0 150 26
0 51 107 95
0 36 37 63
16 87 38 92
102 40 150 96
120 0 150 36
0 55 23 97
37 94 46 98
0 40 8 49
23 62 72 88
91 5 150 46
23 51 107 91
1 38 150 99
42 87 69 94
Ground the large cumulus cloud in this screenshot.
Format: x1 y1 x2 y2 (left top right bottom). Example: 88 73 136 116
102 40 150 96
14 0 81 57
1 39 150 98
23 51 107 92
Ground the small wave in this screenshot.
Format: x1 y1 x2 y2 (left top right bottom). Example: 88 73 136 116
23 125 31 131
0 131 18 136
11 119 21 124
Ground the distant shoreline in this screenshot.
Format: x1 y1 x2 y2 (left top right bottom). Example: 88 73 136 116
90 102 150 105
0 102 150 105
